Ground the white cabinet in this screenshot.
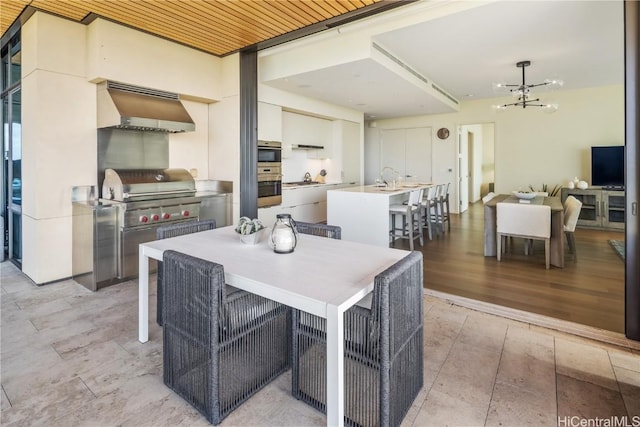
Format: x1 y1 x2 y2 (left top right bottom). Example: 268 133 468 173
561 188 625 231
380 127 432 182
258 184 337 225
340 120 361 184
258 102 282 142
283 111 331 158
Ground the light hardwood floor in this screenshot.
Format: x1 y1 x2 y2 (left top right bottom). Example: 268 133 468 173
391 200 626 334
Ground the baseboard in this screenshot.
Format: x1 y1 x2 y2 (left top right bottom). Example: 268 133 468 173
424 289 640 351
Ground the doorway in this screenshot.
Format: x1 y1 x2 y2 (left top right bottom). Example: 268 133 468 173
458 123 495 213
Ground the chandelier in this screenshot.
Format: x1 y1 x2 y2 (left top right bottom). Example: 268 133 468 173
492 60 563 113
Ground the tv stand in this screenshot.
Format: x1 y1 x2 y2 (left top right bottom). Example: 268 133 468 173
561 188 624 231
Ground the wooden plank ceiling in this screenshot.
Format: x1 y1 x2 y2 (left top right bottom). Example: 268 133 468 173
0 0 388 56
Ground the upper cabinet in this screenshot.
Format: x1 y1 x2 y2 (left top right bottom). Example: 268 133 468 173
283 111 332 158
336 120 361 184
258 102 282 142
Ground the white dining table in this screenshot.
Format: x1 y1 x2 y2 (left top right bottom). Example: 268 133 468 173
138 225 409 427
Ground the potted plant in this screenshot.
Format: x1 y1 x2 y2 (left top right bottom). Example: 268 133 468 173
528 184 561 197
235 217 265 244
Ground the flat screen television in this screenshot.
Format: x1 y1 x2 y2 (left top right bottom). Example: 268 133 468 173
591 146 624 189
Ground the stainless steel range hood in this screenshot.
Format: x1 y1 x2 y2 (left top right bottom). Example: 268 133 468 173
97 81 195 133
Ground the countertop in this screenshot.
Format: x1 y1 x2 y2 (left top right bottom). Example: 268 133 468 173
327 183 433 196
282 182 355 189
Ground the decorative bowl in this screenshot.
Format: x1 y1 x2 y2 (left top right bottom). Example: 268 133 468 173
512 191 537 200
240 230 262 245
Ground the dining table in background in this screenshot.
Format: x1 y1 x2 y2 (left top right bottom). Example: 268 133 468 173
484 194 565 268
138 225 410 427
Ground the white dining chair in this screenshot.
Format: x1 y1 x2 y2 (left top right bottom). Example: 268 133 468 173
563 195 583 260
497 202 551 269
389 188 424 250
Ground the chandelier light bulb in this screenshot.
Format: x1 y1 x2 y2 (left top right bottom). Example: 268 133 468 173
492 81 509 94
542 103 559 114
544 77 564 90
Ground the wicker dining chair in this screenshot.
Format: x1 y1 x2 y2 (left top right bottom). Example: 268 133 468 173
156 219 217 326
162 250 290 425
292 251 424 427
295 221 342 240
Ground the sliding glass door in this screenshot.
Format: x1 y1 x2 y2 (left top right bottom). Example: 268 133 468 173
1 30 21 265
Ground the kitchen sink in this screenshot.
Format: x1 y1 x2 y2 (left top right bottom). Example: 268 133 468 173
283 181 321 185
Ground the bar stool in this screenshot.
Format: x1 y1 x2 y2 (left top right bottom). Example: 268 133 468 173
389 188 424 250
422 185 441 240
440 182 451 232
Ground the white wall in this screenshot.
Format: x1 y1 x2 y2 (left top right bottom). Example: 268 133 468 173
365 85 624 214
21 13 96 284
86 19 221 101
21 12 227 284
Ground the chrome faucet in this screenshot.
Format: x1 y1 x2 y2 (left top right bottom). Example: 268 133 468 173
303 172 312 183
379 166 399 186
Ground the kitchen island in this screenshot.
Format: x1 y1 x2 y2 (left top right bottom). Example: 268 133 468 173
327 183 433 246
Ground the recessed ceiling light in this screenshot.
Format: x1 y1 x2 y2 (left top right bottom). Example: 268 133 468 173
298 84 311 88
464 94 475 97
356 103 367 107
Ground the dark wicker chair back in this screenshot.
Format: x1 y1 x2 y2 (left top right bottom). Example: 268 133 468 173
295 221 341 239
155 219 216 325
162 250 290 425
292 251 424 427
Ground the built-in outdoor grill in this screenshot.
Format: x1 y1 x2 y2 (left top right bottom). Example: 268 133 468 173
72 82 232 292
101 167 203 280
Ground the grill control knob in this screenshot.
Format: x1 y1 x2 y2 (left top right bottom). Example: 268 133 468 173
182 210 190 217
162 213 171 220
151 214 159 221
139 215 149 223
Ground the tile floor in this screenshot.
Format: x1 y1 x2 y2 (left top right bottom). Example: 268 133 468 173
1 260 639 427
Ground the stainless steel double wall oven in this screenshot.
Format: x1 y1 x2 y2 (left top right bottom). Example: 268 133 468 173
257 140 282 207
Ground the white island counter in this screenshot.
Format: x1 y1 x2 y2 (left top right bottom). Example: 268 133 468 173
327 183 433 246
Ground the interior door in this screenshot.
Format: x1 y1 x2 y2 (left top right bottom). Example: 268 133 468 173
405 127 432 182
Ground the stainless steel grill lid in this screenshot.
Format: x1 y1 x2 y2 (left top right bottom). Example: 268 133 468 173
102 168 196 201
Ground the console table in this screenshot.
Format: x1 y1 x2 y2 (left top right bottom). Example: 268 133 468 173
560 188 625 231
